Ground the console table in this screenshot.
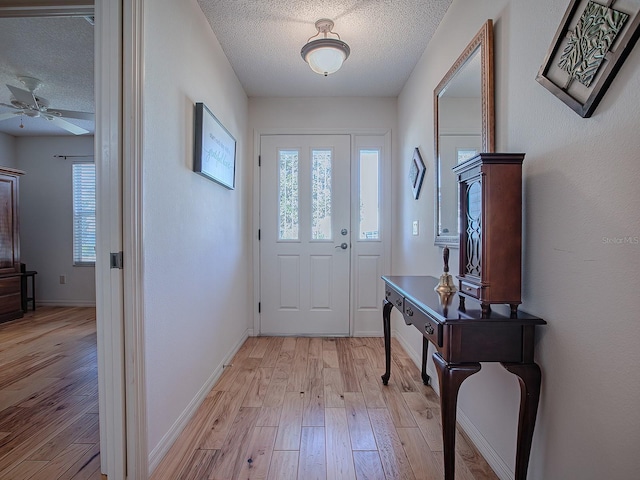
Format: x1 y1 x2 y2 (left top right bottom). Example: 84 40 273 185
381 275 546 480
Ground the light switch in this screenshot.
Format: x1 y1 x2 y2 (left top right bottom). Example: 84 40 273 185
412 221 419 236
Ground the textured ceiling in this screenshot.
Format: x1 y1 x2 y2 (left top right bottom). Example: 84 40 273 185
0 15 94 137
0 1 452 137
197 0 452 97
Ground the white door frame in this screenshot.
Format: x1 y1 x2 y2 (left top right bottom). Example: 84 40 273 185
98 0 148 477
95 2 127 478
121 0 148 477
253 128 391 337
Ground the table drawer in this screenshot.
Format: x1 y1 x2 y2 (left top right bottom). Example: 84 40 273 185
459 281 481 299
404 298 443 347
385 287 404 311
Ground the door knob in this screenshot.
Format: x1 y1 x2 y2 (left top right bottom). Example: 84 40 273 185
335 242 348 250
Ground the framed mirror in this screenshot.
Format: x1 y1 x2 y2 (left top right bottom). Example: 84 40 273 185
434 20 494 247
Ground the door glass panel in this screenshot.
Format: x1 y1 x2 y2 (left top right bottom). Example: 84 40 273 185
359 149 380 240
311 149 332 240
279 149 299 240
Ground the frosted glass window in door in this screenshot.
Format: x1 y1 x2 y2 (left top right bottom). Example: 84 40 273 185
279 149 299 240
359 149 380 240
311 149 332 240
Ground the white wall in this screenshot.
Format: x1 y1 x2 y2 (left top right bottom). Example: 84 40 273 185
0 132 17 168
15 136 96 306
396 0 640 479
143 0 250 469
249 97 397 132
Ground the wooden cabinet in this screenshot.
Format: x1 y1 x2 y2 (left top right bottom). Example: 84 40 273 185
453 153 524 316
0 167 24 323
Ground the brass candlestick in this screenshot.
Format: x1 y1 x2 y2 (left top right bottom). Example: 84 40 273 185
435 246 457 293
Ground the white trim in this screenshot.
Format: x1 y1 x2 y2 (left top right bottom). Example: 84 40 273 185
457 410 513 480
353 331 383 337
148 328 251 472
95 0 127 477
123 0 148 477
252 130 261 336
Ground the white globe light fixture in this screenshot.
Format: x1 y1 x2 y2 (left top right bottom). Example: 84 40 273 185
301 19 350 76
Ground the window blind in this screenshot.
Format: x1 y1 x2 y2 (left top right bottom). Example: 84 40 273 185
72 163 96 265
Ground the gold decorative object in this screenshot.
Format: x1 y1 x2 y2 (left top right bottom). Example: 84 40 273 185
435 246 457 293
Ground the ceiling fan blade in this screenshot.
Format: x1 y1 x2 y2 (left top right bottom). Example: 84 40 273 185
0 112 19 122
0 102 21 110
49 109 95 121
46 116 90 135
6 84 37 105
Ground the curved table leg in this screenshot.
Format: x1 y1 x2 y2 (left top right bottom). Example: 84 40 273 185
501 362 542 480
381 300 393 385
421 336 430 385
433 353 481 480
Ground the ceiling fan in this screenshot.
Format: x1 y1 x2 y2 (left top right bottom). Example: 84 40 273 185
0 76 94 135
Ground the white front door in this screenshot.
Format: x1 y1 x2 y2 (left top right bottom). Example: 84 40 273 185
260 134 351 335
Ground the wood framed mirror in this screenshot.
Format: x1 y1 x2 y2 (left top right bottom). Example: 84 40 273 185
434 19 494 247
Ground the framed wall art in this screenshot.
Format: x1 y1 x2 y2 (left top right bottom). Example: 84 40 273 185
194 102 236 189
409 147 426 199
536 0 640 118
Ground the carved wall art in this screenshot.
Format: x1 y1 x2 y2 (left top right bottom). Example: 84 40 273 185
537 0 640 117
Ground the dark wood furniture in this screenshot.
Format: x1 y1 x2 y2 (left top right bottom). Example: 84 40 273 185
0 167 24 323
21 268 37 312
453 153 525 317
382 275 546 480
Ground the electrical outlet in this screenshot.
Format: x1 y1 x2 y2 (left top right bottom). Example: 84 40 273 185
59 275 66 284
412 221 419 236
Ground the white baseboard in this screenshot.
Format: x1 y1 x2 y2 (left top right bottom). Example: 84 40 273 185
39 300 97 307
457 410 513 479
353 330 383 337
392 328 512 479
148 328 251 473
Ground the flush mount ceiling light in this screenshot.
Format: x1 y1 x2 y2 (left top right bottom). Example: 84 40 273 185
301 19 350 76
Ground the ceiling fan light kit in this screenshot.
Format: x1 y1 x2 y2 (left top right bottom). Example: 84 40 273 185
0 76 94 135
301 19 350 76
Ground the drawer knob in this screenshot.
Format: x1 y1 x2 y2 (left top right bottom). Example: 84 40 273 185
406 308 413 317
465 286 473 291
425 323 434 335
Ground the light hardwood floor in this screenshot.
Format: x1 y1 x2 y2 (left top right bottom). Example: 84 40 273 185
151 336 498 480
0 306 101 480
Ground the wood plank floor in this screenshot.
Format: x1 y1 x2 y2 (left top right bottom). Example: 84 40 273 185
151 336 498 480
0 307 101 480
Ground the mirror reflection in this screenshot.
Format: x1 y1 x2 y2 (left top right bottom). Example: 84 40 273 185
434 20 494 247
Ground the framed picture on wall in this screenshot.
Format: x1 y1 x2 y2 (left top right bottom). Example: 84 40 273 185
409 147 426 199
536 0 640 117
194 102 236 189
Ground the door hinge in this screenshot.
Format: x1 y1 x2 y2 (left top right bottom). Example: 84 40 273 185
258 229 261 241
110 251 124 269
258 302 261 313
258 155 261 167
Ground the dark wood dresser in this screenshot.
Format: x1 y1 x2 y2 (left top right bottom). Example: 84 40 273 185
0 167 24 323
382 275 546 480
